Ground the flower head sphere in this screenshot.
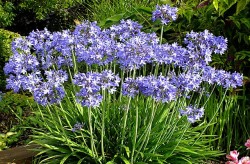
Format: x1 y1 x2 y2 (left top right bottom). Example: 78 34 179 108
152 4 178 25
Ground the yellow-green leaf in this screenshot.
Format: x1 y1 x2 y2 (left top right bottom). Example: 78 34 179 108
213 0 219 10
236 0 249 15
6 132 16 137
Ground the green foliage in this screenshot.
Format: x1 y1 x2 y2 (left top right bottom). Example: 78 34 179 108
31 94 221 163
0 91 35 115
0 131 16 150
0 29 20 61
211 0 250 16
0 1 15 28
0 0 89 35
87 0 159 24
18 0 84 20
0 29 20 91
201 86 243 152
0 91 36 148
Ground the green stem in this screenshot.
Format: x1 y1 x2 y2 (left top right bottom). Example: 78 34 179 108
168 122 190 157
119 70 125 101
134 99 156 160
101 90 106 160
120 97 131 150
121 69 136 152
71 46 78 74
151 102 177 153
143 65 146 76
154 63 159 76
131 96 139 163
160 25 164 44
193 88 228 145
154 25 164 76
88 107 97 158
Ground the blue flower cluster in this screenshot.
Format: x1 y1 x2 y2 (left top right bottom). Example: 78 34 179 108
153 43 189 67
117 32 159 70
5 66 67 106
72 122 84 132
152 4 178 25
123 75 177 103
184 30 228 67
73 21 117 65
73 70 120 107
109 19 143 41
4 4 243 109
180 105 205 123
122 78 139 98
138 75 177 102
172 70 202 92
201 66 243 88
122 65 243 104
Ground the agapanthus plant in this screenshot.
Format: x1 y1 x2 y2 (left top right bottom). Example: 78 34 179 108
4 4 243 164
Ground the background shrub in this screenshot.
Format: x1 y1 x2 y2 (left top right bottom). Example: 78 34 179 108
0 0 88 35
0 91 36 148
0 29 20 91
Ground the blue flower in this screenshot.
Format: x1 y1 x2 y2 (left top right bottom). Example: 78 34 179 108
72 122 84 132
32 82 66 106
137 75 178 103
171 70 203 92
109 19 143 41
4 53 40 75
117 32 158 70
74 70 120 107
45 70 68 88
99 70 120 94
184 30 228 66
180 105 204 123
152 4 178 25
153 43 189 68
201 66 243 88
122 78 139 98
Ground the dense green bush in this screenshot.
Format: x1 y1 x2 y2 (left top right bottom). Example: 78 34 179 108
0 0 88 35
0 29 20 91
0 1 15 27
18 0 84 20
0 29 20 61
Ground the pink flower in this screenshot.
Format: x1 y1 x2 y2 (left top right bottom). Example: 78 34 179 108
245 139 250 150
239 156 250 164
226 161 238 164
226 150 239 162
